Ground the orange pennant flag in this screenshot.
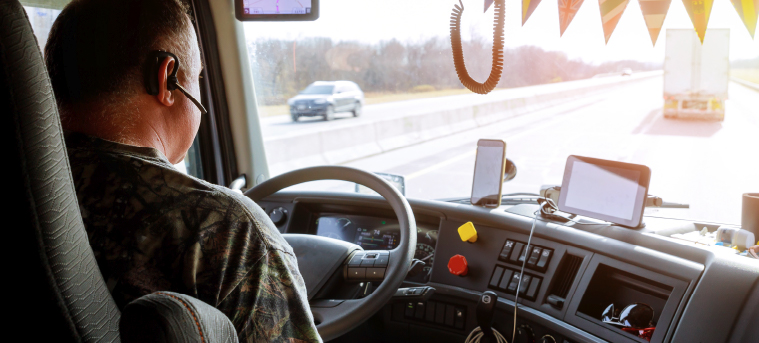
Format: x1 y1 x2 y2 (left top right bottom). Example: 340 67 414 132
639 0 672 45
730 0 758 38
682 0 714 43
559 0 585 36
599 0 630 43
523 0 543 25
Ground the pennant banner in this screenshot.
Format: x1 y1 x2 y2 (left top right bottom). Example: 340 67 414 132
639 0 672 45
682 0 714 43
730 0 758 38
484 0 494 13
599 0 630 43
559 0 585 36
522 0 543 25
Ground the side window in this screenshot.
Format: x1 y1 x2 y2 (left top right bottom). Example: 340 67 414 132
24 6 61 52
173 137 204 179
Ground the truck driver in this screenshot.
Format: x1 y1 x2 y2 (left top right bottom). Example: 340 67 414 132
44 0 321 341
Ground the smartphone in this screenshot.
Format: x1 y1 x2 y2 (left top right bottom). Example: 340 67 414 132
471 139 507 207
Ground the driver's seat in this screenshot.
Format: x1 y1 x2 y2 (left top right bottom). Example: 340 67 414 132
2 1 237 341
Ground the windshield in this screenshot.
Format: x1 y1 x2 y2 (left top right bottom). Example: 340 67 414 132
300 84 334 95
245 0 758 225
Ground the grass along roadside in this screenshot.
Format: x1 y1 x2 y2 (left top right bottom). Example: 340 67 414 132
256 88 478 118
732 69 759 84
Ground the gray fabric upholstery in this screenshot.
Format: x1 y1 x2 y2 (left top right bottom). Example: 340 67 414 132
121 292 239 343
0 0 121 341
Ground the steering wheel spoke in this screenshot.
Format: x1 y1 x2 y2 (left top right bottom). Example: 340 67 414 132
310 299 364 328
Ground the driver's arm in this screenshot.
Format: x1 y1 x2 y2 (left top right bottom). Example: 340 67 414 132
186 190 320 343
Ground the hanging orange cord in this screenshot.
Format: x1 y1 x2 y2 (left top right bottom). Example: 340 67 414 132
450 0 505 94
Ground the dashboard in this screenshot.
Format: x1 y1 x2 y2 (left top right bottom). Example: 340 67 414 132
258 192 759 343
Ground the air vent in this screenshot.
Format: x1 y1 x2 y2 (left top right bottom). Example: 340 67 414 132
546 254 583 308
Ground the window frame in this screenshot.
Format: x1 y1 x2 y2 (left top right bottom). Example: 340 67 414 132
188 0 240 187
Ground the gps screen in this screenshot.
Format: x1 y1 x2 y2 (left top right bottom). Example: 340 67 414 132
564 161 641 220
236 0 318 21
558 156 651 228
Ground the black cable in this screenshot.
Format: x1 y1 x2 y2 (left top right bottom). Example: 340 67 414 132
450 0 505 94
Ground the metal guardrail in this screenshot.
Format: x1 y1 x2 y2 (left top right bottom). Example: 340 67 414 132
265 71 662 175
731 77 759 92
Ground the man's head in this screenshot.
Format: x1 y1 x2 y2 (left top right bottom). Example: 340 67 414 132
45 0 203 164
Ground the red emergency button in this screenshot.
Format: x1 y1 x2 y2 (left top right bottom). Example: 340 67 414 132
448 254 469 276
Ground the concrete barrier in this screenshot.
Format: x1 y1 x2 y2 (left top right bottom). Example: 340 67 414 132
265 71 661 175
732 77 759 92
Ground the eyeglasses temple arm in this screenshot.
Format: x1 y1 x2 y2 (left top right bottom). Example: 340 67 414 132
173 82 208 115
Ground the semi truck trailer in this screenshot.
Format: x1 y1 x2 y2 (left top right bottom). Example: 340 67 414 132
663 29 730 121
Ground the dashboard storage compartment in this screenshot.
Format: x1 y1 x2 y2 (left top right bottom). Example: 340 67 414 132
565 255 690 343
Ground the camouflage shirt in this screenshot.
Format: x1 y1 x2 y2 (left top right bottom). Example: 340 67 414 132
65 132 321 343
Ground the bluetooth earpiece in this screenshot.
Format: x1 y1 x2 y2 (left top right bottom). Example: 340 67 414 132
144 50 207 114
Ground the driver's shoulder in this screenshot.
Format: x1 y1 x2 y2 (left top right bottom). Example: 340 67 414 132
190 180 291 253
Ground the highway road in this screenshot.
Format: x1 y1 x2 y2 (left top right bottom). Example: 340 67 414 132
266 77 759 225
260 74 643 139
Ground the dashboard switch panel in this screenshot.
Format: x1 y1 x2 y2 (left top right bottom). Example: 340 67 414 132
400 300 467 331
501 239 553 272
488 264 543 301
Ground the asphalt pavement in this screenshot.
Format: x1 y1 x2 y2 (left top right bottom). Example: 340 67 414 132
266 78 759 225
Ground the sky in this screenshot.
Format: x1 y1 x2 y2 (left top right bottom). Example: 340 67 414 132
243 0 759 63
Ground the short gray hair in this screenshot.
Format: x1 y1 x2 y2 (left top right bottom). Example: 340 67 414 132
45 0 195 124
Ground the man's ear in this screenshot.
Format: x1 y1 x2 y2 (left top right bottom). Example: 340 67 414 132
156 56 175 107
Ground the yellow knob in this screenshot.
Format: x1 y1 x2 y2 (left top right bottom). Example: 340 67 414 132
458 222 478 243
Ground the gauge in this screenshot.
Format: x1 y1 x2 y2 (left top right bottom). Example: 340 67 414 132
337 217 351 228
415 243 435 269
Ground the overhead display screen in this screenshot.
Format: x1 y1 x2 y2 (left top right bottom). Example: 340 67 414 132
558 156 651 228
236 0 319 21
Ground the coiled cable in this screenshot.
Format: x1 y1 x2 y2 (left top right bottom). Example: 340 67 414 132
450 0 505 94
465 326 509 343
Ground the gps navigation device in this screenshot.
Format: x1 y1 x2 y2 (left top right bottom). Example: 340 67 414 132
558 156 651 228
235 0 319 21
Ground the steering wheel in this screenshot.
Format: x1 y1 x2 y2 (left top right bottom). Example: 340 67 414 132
245 166 416 341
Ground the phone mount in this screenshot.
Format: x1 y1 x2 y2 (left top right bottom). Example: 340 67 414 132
503 158 517 183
